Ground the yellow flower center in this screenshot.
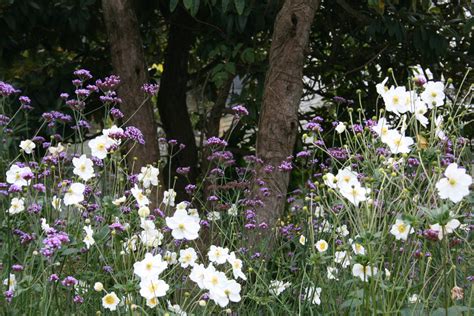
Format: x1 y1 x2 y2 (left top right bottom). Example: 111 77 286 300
211 276 219 286
146 262 153 271
178 223 185 230
392 96 399 104
398 224 406 233
449 178 456 186
104 295 116 305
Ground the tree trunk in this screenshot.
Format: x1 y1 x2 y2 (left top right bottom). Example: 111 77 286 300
101 0 160 166
157 8 199 201
102 0 164 201
252 0 320 248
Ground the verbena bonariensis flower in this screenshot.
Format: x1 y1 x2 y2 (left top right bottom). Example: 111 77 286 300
205 137 228 147
141 83 160 96
125 126 145 144
0 81 20 96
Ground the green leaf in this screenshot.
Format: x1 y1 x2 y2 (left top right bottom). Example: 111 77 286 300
222 0 230 12
234 0 245 15
170 0 179 12
183 0 192 10
61 248 79 256
191 0 200 16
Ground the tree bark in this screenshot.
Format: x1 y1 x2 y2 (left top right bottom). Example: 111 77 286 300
252 0 320 248
157 7 199 201
102 0 164 200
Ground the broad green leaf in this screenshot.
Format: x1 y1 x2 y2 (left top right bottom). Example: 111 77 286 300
234 0 245 15
222 0 230 12
170 0 179 12
183 0 192 10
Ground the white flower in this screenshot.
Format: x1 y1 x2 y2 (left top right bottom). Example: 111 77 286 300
123 235 139 253
6 165 32 187
323 173 338 189
40 218 51 232
203 267 227 291
139 278 169 299
48 143 65 157
83 225 95 249
335 122 346 134
383 86 412 115
64 182 85 206
315 240 328 253
94 282 104 292
390 219 414 240
88 135 114 159
167 301 187 316
8 197 25 214
112 196 126 206
340 183 370 206
140 219 163 247
351 242 365 255
385 130 414 154
352 263 378 282
327 267 339 280
408 294 420 304
131 185 149 207
102 125 123 144
299 235 306 245
189 264 208 289
165 209 200 240
434 115 447 140
146 297 159 308
3 274 16 291
163 189 177 206
376 77 389 97
133 253 168 280
413 99 429 127
421 81 445 108
163 251 178 265
72 155 95 181
269 280 291 296
138 165 160 188
336 224 350 237
138 206 150 218
51 195 62 211
102 292 120 311
227 204 238 216
179 248 198 268
207 211 221 221
372 117 392 142
20 139 36 154
227 252 247 280
435 163 472 203
303 286 322 305
314 206 324 218
208 245 229 265
335 167 359 190
334 251 351 268
209 278 241 308
430 219 461 240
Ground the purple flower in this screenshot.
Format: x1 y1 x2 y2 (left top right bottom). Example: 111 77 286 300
28 203 42 214
73 295 84 304
278 161 293 172
61 276 78 287
176 167 190 175
110 108 124 119
185 184 196 194
49 274 59 282
73 69 93 80
205 137 228 147
141 83 160 96
4 290 14 303
232 105 249 117
125 126 145 144
96 75 120 91
0 81 20 96
103 265 113 273
11 264 23 272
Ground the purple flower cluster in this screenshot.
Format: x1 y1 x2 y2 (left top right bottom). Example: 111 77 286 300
0 81 20 96
205 137 228 147
96 75 120 91
40 229 70 257
110 108 124 119
142 83 160 96
232 105 249 117
125 126 145 144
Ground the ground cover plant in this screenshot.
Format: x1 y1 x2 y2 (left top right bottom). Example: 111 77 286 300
0 69 472 315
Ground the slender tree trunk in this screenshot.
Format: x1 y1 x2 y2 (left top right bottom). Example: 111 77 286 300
252 0 320 248
157 8 199 201
102 0 164 201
